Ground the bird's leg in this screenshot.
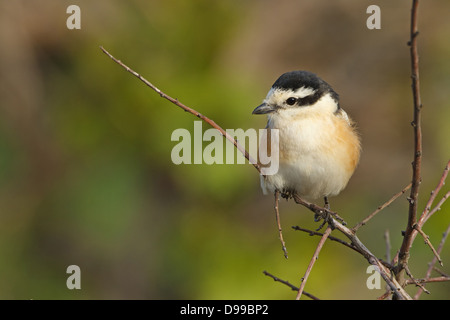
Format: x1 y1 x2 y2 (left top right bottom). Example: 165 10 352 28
324 196 330 210
315 196 331 231
280 188 293 200
274 190 288 259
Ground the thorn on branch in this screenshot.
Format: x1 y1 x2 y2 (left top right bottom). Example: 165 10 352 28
405 265 430 294
263 271 321 299
352 183 411 232
273 191 288 259
295 226 333 300
413 224 443 266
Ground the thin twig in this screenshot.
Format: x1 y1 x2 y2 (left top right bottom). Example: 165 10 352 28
426 190 450 221
353 183 411 232
292 194 410 299
334 219 411 299
405 265 430 294
377 290 392 300
99 46 261 173
296 226 332 300
262 271 319 300
397 0 423 285
413 224 443 266
292 226 358 253
274 191 288 259
384 229 391 265
421 159 450 219
294 225 397 270
407 276 450 285
432 267 449 278
397 160 450 282
414 223 450 299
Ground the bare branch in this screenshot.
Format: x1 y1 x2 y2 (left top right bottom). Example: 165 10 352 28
377 290 392 300
353 183 411 232
274 191 288 259
426 190 450 221
421 159 450 220
296 226 332 300
407 276 450 285
278 192 411 298
263 271 319 300
397 160 450 281
292 226 358 253
397 0 423 285
413 224 443 266
432 267 449 278
414 223 450 299
333 219 412 299
405 265 430 294
99 46 261 173
384 229 391 264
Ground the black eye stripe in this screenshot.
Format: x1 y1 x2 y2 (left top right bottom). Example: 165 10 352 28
295 91 322 106
284 90 326 107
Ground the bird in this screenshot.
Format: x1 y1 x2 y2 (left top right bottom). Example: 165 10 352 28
252 71 361 205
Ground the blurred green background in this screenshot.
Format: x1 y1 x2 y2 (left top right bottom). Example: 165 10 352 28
0 0 449 299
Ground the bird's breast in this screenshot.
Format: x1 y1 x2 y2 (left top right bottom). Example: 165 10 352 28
263 111 360 199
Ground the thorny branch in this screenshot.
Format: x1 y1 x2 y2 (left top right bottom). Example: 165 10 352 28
292 226 358 253
414 223 450 299
396 0 423 285
274 191 289 259
292 194 411 299
100 46 260 173
263 271 319 300
295 226 332 300
352 183 412 232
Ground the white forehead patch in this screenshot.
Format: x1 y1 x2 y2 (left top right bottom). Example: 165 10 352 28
264 86 316 105
293 86 316 98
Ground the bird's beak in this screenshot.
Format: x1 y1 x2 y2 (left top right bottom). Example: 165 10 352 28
252 103 276 115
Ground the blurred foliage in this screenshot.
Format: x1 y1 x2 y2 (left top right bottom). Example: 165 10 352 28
0 0 449 299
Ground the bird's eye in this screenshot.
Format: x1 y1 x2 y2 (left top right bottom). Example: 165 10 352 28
286 97 297 106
